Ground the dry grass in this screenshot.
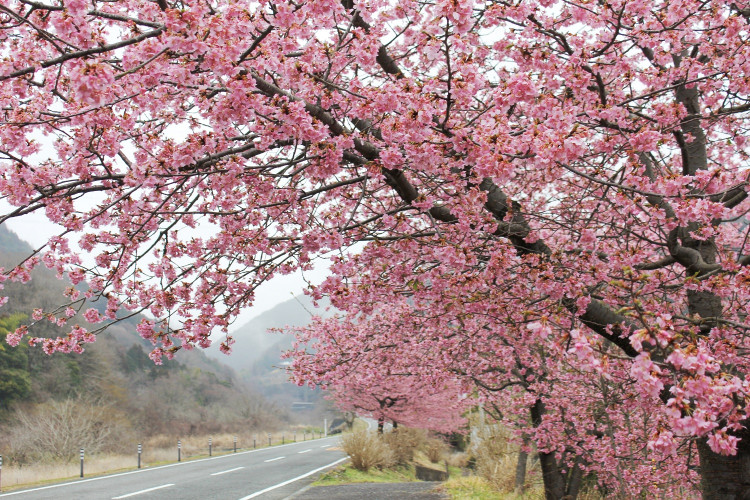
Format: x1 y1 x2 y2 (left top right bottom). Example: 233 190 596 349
424 436 449 463
6 398 135 464
0 428 325 491
446 451 470 468
471 426 604 499
477 452 523 493
442 475 512 500
2 454 139 489
472 425 543 494
340 429 394 472
382 428 425 465
139 429 313 462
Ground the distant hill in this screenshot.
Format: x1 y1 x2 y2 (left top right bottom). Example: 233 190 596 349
208 295 329 370
0 226 34 254
206 293 336 409
0 225 233 378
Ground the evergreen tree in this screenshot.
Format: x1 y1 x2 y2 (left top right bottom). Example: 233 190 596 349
0 314 31 408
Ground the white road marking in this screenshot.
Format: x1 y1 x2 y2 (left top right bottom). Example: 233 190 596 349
264 456 285 463
321 445 330 448
238 457 348 500
111 484 174 499
211 466 245 476
298 449 312 454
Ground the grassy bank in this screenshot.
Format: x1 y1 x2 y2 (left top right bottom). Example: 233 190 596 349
315 463 418 485
313 460 543 500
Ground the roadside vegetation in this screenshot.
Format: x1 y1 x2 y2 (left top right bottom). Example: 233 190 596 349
318 425 586 499
314 462 417 485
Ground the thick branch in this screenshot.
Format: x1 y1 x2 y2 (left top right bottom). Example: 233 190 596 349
667 229 722 276
341 0 403 79
0 28 165 81
635 256 676 270
249 34 639 359
565 298 639 357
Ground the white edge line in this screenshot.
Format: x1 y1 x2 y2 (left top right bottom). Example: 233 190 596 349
111 483 174 499
238 457 348 500
211 466 245 476
0 437 339 498
297 449 311 454
263 456 285 463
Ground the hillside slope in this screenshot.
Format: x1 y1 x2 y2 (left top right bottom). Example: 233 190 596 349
0 226 288 438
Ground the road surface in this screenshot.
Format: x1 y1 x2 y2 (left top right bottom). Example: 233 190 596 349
0 436 345 500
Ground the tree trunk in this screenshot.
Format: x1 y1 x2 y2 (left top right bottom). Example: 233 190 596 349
685 269 750 499
538 450 567 500
698 429 750 500
685 248 750 499
682 237 750 497
377 416 384 434
531 400 569 500
392 420 398 430
565 458 584 498
515 448 528 493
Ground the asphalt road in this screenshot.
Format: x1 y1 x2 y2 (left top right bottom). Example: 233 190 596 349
0 436 346 500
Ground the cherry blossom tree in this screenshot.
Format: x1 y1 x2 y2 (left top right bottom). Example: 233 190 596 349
2 0 750 497
324 375 468 435
289 292 698 497
289 314 469 433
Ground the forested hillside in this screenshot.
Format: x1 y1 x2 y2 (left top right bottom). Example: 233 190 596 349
0 226 288 463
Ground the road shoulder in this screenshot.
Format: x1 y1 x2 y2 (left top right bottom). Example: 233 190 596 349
285 481 448 499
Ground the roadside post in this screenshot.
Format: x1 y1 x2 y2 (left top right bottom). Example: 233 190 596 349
324 418 327 437
209 437 212 457
80 448 84 478
138 443 142 469
178 440 181 462
234 436 237 453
